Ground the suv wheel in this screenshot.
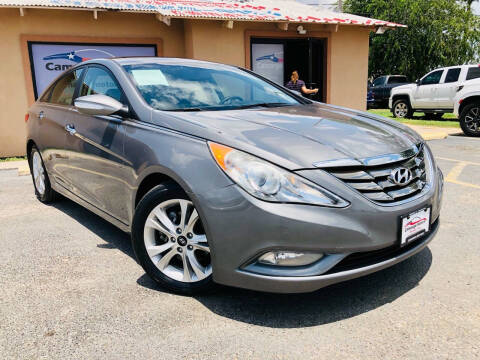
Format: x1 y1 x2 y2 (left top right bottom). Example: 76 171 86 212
29 145 58 203
132 182 214 295
459 103 480 137
392 99 413 118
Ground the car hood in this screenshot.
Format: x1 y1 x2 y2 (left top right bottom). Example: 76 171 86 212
153 102 423 170
391 83 416 93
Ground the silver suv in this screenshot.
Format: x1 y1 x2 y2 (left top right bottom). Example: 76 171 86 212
26 57 443 294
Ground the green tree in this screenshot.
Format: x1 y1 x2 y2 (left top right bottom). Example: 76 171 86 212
345 0 480 80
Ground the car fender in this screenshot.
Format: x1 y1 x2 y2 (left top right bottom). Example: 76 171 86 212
454 85 480 117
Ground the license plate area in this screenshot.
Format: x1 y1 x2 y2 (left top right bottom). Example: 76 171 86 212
400 207 431 246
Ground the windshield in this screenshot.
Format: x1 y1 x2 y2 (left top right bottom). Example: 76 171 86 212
122 63 301 111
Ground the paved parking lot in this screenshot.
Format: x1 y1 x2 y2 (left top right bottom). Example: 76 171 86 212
0 135 479 360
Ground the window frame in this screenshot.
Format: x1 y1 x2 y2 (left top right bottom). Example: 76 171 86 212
420 70 444 86
466 66 480 81
47 67 86 106
444 68 461 84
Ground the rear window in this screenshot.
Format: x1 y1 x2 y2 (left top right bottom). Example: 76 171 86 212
387 76 407 84
466 67 480 81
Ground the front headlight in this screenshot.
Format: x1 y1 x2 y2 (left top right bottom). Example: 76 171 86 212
208 142 349 207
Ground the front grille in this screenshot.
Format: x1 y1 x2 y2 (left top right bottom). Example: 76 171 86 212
327 147 428 204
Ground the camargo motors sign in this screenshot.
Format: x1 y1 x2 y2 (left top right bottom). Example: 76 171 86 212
28 41 157 99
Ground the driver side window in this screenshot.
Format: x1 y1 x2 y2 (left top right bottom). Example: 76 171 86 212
421 70 443 85
80 67 123 102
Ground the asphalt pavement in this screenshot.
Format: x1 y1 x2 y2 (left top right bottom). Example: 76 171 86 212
0 135 479 360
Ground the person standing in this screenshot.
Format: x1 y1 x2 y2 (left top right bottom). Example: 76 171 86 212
285 70 318 96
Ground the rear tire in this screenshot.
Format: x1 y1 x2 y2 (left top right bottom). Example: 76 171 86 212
459 103 480 137
131 182 214 295
392 99 413 119
29 145 58 203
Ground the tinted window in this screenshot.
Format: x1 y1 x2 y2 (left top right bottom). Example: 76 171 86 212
49 69 84 105
445 68 461 83
467 67 480 81
39 84 54 102
421 70 443 85
387 76 407 84
122 63 299 111
80 67 122 102
372 77 385 86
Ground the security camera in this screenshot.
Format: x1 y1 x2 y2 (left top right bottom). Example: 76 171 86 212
296 25 307 35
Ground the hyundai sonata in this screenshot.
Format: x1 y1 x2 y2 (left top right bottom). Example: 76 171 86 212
26 58 443 294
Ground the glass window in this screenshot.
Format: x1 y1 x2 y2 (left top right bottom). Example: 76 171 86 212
372 77 385 86
49 69 84 105
466 67 480 81
387 76 407 84
444 68 461 83
80 67 122 102
122 63 300 111
421 70 443 85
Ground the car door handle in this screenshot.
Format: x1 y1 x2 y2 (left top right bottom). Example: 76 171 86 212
38 111 45 120
65 124 77 136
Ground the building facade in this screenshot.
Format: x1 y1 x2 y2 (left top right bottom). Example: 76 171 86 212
0 1 401 156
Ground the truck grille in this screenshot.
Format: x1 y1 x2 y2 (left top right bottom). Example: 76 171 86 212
327 147 428 204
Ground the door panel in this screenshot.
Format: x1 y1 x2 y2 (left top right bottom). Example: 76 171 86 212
414 70 443 108
436 68 461 108
62 65 130 223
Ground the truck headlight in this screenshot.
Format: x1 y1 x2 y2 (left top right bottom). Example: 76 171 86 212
208 142 349 207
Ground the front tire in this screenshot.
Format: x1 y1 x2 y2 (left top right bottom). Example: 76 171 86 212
131 182 214 295
29 146 57 203
459 103 480 137
392 99 413 119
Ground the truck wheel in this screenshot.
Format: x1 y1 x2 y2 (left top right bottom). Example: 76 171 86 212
459 103 480 137
392 99 413 119
424 113 444 120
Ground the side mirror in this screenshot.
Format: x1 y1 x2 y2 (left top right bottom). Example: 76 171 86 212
415 79 421 86
74 94 128 117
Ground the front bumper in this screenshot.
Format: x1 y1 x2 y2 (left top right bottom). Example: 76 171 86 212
194 164 443 293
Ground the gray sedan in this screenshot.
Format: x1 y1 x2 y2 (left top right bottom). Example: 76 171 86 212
26 57 443 294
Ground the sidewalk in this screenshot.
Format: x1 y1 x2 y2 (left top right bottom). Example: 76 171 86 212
406 124 462 141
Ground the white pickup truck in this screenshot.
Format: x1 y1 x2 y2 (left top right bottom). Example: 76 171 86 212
389 65 480 120
454 76 480 136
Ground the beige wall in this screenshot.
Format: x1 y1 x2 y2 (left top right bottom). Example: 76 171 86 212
0 8 371 157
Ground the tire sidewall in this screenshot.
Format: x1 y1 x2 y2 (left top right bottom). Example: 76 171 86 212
131 182 214 294
29 146 54 203
459 103 480 137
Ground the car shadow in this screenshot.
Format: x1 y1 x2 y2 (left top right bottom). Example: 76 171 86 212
52 197 432 329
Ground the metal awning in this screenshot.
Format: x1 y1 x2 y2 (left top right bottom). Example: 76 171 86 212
0 0 406 27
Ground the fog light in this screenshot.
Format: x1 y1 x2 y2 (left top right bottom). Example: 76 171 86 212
258 251 324 266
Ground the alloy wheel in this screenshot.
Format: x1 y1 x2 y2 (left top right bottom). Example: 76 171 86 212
143 199 211 283
464 106 480 133
32 151 46 195
394 102 408 118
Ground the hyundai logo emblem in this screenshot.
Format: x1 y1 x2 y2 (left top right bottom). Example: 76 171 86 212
390 167 413 186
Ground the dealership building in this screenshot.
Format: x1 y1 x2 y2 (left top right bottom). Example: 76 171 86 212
0 0 402 157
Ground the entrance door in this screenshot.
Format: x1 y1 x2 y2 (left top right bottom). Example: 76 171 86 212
251 37 326 102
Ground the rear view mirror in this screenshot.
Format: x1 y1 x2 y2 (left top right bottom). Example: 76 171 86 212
74 94 128 117
415 79 421 85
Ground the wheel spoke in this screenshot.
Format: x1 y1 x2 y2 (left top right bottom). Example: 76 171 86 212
146 242 174 258
185 209 199 233
187 251 208 280
153 208 176 236
156 248 177 270
181 254 192 282
191 234 207 244
178 199 189 229
192 243 210 253
146 217 174 238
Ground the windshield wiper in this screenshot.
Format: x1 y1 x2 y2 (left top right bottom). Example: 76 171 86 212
165 107 206 112
235 102 293 110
